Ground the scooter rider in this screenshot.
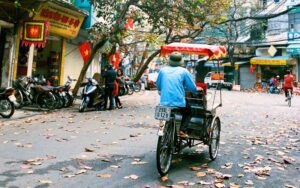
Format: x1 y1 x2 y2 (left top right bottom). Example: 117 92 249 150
156 52 197 137
101 64 117 110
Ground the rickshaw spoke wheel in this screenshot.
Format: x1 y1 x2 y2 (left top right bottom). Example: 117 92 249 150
209 117 221 160
156 121 175 176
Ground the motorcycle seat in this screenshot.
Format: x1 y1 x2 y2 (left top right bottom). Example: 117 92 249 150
33 85 51 92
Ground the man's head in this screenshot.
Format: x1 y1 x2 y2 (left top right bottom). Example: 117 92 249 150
286 69 291 74
169 52 183 67
106 64 113 70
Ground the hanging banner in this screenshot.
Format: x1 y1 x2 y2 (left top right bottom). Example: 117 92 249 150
21 20 49 48
124 18 134 30
250 64 256 73
79 42 91 64
109 52 120 69
34 2 86 39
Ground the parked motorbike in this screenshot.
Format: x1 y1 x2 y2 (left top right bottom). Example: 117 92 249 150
62 76 76 107
268 85 280 94
35 75 76 108
124 80 134 95
0 87 16 118
13 77 56 110
79 78 105 112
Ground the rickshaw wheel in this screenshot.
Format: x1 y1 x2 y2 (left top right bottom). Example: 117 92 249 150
156 121 175 176
208 117 221 160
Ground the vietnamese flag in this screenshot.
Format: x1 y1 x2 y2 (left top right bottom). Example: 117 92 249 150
79 42 91 64
109 52 120 69
124 18 134 30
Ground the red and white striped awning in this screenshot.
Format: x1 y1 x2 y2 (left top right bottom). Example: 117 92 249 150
160 43 227 60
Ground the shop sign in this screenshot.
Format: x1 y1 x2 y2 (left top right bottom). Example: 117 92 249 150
250 58 287 66
287 47 300 55
21 20 49 48
34 2 85 39
288 32 300 41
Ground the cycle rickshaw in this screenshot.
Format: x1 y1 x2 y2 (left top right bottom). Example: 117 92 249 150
155 43 227 176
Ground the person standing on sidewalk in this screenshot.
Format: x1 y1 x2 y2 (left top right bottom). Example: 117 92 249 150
115 69 123 109
102 64 117 110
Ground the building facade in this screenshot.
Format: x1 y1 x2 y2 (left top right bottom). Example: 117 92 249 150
249 0 300 88
0 0 102 88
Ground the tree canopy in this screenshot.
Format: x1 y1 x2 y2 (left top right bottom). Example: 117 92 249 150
73 0 230 94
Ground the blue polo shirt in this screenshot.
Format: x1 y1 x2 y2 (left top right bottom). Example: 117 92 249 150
156 66 197 107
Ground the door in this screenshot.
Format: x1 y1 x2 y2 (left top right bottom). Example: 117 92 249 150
239 66 256 89
0 29 6 86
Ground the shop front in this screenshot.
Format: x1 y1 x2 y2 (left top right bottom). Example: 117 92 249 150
250 56 297 86
15 1 86 86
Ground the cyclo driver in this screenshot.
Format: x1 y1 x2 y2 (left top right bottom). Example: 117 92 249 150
156 52 197 137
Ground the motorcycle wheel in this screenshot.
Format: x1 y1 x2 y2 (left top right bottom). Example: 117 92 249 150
14 89 24 109
156 121 175 176
65 93 74 107
79 99 87 112
208 117 221 160
119 87 126 96
134 83 141 92
127 86 134 95
37 93 56 110
0 99 15 118
54 94 64 109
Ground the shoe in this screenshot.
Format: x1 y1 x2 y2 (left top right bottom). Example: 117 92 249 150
179 131 189 138
117 105 123 109
285 98 288 102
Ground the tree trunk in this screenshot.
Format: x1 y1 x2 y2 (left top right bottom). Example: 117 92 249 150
133 50 160 82
73 39 108 96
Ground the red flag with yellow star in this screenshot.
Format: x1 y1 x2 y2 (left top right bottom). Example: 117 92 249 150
79 42 91 64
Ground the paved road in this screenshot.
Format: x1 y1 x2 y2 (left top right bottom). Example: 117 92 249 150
0 90 299 188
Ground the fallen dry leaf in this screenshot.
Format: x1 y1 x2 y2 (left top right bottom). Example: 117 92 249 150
215 183 225 188
131 161 148 165
221 162 233 169
196 172 206 177
190 167 201 171
64 174 76 178
124 174 139 180
245 180 254 185
285 184 296 188
39 179 52 184
238 174 244 178
229 183 240 188
75 169 87 175
110 165 120 169
97 173 111 178
85 148 95 152
197 181 211 185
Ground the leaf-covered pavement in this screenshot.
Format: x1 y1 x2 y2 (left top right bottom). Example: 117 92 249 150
0 91 299 188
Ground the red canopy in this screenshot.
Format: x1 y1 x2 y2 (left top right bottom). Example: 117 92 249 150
160 43 227 59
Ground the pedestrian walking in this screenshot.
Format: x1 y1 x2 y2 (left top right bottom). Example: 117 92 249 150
101 64 117 110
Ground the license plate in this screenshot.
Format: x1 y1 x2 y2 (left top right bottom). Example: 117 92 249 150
155 106 171 121
8 95 16 102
